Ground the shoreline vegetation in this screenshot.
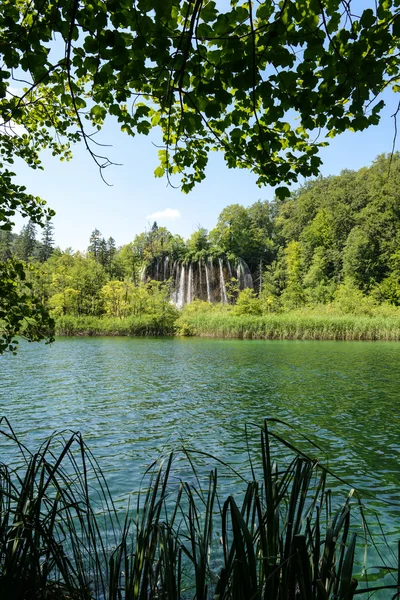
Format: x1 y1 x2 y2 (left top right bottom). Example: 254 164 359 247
3 155 400 351
1 417 398 599
54 308 400 341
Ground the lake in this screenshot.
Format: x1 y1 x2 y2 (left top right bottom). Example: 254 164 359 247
1 337 399 588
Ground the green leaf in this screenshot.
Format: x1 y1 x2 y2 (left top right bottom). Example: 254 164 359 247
275 186 291 200
360 8 376 29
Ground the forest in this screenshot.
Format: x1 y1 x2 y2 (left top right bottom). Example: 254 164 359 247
2 153 400 339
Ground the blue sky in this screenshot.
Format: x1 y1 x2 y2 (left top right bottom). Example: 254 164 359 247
12 86 399 251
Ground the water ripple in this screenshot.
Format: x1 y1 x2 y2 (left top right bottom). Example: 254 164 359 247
1 337 399 537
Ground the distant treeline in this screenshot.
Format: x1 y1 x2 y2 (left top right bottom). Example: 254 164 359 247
2 153 400 327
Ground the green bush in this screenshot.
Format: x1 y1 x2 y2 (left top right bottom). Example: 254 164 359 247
232 288 262 316
332 280 377 315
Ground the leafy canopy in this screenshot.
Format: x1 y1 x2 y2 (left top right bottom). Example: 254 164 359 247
1 0 400 200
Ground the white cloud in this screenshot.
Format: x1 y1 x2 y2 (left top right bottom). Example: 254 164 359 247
146 208 181 220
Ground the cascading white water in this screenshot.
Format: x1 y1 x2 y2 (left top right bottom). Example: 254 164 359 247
176 264 186 308
209 258 214 284
237 258 254 289
174 261 179 289
199 259 203 287
140 265 147 283
219 258 228 304
164 256 169 281
237 261 242 288
227 260 232 280
187 264 193 304
170 262 178 304
205 260 212 302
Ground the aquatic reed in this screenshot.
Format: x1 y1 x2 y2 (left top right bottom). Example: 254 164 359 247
55 314 176 337
176 312 400 340
53 311 400 340
1 417 398 599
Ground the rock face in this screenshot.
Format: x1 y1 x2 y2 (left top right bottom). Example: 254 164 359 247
146 256 254 307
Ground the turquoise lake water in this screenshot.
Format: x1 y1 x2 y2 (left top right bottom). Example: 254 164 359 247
1 336 399 591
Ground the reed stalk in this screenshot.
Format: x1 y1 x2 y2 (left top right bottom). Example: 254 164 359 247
0 417 398 599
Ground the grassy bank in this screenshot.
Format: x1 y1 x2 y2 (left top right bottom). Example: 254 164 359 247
176 311 400 340
53 310 400 341
55 314 176 336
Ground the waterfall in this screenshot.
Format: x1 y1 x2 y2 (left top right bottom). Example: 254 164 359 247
164 256 169 281
140 265 147 283
227 259 232 280
174 261 179 288
172 262 181 305
219 258 228 304
155 257 159 281
237 260 243 288
237 258 254 289
199 259 203 288
176 264 186 309
209 258 214 284
187 263 193 304
205 260 212 303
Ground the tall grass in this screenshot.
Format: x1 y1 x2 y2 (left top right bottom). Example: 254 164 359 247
1 417 398 599
176 312 400 340
53 311 400 341
55 314 176 337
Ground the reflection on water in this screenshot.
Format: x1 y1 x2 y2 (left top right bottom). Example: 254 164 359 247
1 337 399 562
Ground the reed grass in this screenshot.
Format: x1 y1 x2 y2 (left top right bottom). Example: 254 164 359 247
1 417 398 599
55 314 176 337
176 312 400 340
53 310 400 341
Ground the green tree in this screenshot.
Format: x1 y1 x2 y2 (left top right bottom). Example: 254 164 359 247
87 229 103 261
15 220 37 261
101 280 134 318
0 261 55 353
69 254 108 315
342 227 378 290
105 237 118 276
115 243 143 284
39 221 55 262
303 247 335 305
210 201 276 284
281 241 305 309
210 204 252 259
374 251 400 305
98 237 108 267
45 252 107 316
246 200 276 290
275 153 400 302
0 229 14 261
187 227 210 260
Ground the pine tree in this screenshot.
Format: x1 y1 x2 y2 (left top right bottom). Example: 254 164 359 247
15 220 37 261
39 221 55 262
98 237 108 267
106 237 117 276
0 229 14 261
88 229 103 260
